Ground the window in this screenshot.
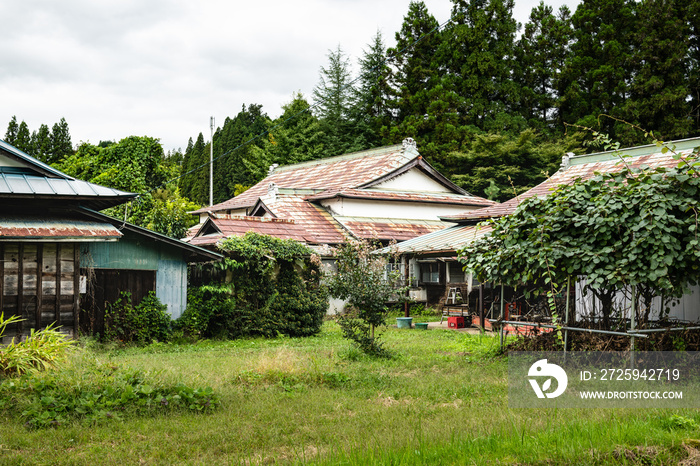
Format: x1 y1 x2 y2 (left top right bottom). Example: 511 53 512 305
448 261 466 283
420 262 440 284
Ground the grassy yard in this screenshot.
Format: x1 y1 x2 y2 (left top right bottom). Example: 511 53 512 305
1 321 699 465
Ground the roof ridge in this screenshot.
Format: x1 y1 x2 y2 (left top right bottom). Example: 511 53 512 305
274 144 410 173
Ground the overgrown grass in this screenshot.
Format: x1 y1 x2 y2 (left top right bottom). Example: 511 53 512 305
0 321 698 464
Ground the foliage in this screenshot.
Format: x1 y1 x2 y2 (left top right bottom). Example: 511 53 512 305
447 130 580 201
179 232 327 339
460 142 700 326
0 361 218 428
104 292 171 344
0 314 74 377
4 116 74 163
327 239 405 356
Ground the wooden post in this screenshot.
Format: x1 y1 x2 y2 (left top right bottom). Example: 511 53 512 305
18 243 24 335
73 245 80 336
36 244 43 331
479 283 484 331
56 243 61 326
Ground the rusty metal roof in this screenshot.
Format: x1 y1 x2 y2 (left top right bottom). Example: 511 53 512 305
334 216 447 242
188 216 324 246
379 223 494 255
261 195 347 244
0 214 122 240
192 144 416 214
305 188 497 207
443 139 700 223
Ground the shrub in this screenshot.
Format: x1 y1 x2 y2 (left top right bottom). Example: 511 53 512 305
0 316 74 377
104 292 171 344
181 232 328 340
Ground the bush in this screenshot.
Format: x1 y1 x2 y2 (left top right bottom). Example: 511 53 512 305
104 292 171 344
0 315 74 377
181 232 328 340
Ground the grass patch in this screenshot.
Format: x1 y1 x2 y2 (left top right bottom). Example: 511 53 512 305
0 321 698 464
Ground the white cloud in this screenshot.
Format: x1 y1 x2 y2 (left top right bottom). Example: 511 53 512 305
0 0 578 152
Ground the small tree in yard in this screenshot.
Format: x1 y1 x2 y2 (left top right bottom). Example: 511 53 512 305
328 239 404 356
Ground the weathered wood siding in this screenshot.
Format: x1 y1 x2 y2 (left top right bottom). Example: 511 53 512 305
81 231 188 319
1 243 78 343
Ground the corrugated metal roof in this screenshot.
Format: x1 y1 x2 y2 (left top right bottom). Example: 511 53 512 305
0 215 122 240
305 188 497 207
443 141 700 223
192 144 416 214
334 216 447 242
0 140 137 209
380 224 493 254
188 216 321 246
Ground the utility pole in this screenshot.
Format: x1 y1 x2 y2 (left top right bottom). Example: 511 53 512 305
210 116 214 206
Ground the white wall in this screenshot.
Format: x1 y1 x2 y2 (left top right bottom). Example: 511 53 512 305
373 168 453 193
321 198 473 220
575 278 700 323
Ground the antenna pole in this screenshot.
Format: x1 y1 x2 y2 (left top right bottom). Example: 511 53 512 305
210 116 214 206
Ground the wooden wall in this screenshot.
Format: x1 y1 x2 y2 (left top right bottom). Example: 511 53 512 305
0 243 79 343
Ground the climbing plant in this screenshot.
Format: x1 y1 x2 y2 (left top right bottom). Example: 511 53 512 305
460 140 700 327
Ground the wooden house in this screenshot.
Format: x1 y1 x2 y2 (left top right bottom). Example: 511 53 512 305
0 139 220 342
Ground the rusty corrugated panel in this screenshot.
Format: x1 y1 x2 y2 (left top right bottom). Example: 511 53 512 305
444 146 698 223
0 215 122 240
191 145 413 214
305 188 497 207
333 216 446 242
380 224 494 254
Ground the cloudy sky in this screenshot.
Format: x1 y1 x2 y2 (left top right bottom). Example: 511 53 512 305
1 0 580 153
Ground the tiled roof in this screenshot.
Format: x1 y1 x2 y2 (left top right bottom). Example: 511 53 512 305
191 144 415 214
306 188 497 207
443 140 700 223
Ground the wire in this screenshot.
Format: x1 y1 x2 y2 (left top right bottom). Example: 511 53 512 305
138 15 454 201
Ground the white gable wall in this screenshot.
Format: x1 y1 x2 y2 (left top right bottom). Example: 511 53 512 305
372 168 455 193
320 197 475 220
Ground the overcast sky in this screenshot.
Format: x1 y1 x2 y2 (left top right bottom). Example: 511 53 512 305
1 0 580 153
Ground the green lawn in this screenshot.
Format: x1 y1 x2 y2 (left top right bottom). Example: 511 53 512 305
1 321 698 465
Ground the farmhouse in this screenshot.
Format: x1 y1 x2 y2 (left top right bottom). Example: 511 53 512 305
185 139 496 250
0 139 220 342
388 137 700 326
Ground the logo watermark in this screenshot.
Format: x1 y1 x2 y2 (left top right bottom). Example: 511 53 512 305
528 359 568 399
509 351 700 408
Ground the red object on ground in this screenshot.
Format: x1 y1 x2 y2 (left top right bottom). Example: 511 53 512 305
448 316 465 328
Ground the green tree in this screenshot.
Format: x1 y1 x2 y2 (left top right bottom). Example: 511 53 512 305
447 130 579 201
49 117 73 163
268 92 326 165
560 0 636 136
179 133 208 205
327 239 404 356
4 116 18 145
213 104 271 203
440 0 521 132
31 124 52 162
15 120 32 154
385 1 447 156
351 31 393 149
312 45 359 156
617 0 692 144
461 147 700 327
514 3 573 132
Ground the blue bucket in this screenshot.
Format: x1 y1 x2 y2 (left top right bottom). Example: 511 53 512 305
396 317 413 329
